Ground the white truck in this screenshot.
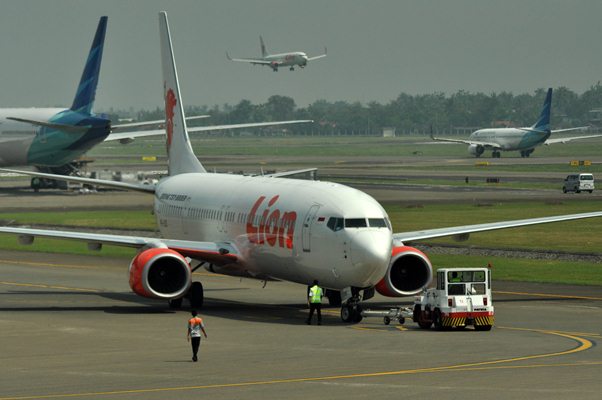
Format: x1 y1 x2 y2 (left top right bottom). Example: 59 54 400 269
562 173 594 194
413 267 494 331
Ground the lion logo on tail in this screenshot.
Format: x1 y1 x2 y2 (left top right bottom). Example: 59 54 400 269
165 87 177 150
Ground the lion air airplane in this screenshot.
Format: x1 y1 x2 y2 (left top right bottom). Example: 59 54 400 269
226 36 327 71
431 88 598 158
0 17 310 187
3 12 602 323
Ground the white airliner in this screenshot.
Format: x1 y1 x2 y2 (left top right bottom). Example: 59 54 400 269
431 88 598 158
226 36 327 71
2 12 602 322
0 17 310 187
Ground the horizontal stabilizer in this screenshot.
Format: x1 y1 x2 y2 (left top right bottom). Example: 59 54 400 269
7 117 91 134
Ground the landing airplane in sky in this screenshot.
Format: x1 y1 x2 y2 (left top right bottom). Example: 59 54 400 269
0 17 311 187
3 12 602 322
431 88 599 158
226 36 327 71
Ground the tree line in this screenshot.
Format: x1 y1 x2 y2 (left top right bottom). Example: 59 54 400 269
110 83 602 136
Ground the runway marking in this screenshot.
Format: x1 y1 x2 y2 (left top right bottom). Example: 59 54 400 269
495 290 602 301
0 281 99 293
0 327 593 400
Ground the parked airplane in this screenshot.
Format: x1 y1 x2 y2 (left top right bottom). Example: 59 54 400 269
431 88 598 158
0 17 311 188
226 36 327 71
3 12 602 322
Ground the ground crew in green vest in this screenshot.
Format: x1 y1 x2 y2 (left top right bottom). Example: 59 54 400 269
450 271 461 282
187 310 207 362
306 280 323 325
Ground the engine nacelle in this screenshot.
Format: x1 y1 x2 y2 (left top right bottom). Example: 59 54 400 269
375 246 433 297
468 144 485 157
129 248 192 299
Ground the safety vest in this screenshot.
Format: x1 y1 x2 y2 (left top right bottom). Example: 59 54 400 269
309 285 322 303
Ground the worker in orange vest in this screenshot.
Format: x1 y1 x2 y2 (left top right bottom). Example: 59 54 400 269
187 310 207 362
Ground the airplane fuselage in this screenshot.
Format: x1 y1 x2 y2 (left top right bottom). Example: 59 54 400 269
264 52 309 68
154 173 393 289
0 108 111 167
469 128 550 152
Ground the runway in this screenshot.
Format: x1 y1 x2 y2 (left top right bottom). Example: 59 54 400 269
1 251 600 400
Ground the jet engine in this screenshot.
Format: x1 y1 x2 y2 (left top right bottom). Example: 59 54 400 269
128 248 192 299
375 246 433 297
468 144 485 157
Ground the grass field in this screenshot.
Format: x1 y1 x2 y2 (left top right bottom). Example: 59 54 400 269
89 135 602 161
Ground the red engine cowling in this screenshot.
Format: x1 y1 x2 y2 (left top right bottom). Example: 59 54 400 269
128 248 192 299
375 246 433 297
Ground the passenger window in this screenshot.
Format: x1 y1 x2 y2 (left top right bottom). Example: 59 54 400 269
345 218 367 228
327 217 344 231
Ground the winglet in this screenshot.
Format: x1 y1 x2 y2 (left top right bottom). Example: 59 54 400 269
159 11 206 175
226 51 232 61
531 88 552 132
70 16 107 115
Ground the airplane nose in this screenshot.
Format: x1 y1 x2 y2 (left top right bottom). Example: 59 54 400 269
348 230 392 286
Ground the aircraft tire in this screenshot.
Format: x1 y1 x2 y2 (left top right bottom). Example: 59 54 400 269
340 305 353 323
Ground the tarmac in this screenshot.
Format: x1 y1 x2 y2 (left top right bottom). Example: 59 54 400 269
0 251 601 400
1 152 602 399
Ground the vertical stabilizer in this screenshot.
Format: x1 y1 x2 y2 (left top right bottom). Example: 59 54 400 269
70 16 108 115
159 12 206 175
260 35 268 58
531 88 552 132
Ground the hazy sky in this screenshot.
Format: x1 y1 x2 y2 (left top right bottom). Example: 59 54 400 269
1 0 601 111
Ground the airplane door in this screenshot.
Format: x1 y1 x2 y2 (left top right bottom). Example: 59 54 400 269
302 205 320 252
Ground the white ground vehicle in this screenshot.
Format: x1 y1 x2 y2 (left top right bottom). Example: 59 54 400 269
563 173 594 193
413 268 494 331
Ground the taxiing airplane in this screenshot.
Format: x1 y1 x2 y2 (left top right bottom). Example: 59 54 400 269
431 88 599 158
0 17 311 188
3 12 602 322
226 36 327 71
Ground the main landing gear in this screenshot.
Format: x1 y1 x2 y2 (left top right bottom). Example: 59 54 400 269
491 151 501 158
168 281 204 309
168 262 205 310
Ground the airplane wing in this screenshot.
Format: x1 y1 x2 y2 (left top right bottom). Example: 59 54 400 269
393 211 602 243
226 52 275 65
430 136 502 149
544 133 602 145
106 119 312 142
111 115 210 132
307 47 327 61
263 168 317 178
0 168 155 193
0 226 238 266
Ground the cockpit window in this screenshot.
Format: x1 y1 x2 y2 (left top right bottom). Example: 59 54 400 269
345 218 367 228
368 218 387 228
327 217 344 231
